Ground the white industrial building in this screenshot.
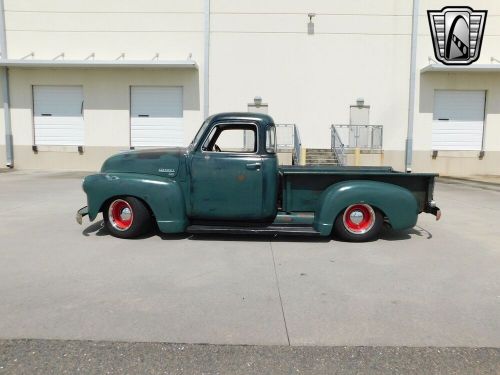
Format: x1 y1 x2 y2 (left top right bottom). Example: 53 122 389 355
0 0 500 176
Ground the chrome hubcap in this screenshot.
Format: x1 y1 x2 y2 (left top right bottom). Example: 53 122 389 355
120 207 131 221
349 210 364 225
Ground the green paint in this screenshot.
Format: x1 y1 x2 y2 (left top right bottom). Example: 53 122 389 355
81 112 438 236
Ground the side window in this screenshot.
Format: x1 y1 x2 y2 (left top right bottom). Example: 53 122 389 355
266 126 276 153
203 124 257 153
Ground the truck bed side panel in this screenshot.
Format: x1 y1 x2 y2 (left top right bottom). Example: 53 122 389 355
280 169 435 213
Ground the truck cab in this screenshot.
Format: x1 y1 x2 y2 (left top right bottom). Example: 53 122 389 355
188 113 278 221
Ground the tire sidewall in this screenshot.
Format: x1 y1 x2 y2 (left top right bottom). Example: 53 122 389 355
104 196 152 239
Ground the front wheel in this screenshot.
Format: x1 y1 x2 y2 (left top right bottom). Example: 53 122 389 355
333 203 383 242
104 197 152 239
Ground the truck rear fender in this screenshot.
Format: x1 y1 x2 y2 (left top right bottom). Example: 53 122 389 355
313 180 418 235
83 173 187 233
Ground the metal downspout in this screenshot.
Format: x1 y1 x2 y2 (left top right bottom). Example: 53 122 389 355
405 0 419 173
0 0 12 167
203 0 210 119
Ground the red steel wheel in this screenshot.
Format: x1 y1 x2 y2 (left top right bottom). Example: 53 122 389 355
334 203 383 242
104 196 152 239
342 204 376 234
108 199 134 231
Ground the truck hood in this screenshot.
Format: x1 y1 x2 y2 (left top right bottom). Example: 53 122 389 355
100 148 186 178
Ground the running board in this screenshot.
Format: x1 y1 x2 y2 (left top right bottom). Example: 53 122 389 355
186 224 321 236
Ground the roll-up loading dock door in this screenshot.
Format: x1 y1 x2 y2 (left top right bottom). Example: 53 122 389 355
130 86 184 147
33 85 84 146
432 90 485 150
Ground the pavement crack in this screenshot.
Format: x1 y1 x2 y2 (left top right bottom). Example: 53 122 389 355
269 241 291 346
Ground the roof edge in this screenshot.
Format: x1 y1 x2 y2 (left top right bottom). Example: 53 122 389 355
421 64 500 73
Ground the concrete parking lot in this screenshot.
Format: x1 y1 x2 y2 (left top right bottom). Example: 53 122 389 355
0 170 499 351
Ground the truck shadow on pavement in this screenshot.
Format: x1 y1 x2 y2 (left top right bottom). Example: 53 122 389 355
82 220 432 242
81 220 190 240
81 220 106 237
379 225 432 241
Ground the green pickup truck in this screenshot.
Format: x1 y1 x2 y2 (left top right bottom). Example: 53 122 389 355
77 112 440 242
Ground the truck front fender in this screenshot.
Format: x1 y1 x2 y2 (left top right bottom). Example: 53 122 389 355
83 173 187 233
313 180 418 235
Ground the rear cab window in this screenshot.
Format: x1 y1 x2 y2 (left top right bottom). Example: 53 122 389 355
266 125 276 154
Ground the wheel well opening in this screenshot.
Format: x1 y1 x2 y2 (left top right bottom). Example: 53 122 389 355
372 205 391 228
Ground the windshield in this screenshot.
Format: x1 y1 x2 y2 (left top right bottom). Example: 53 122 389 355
189 119 211 151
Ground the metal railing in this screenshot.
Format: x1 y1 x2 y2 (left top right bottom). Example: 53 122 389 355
331 124 383 150
276 123 301 164
330 126 346 166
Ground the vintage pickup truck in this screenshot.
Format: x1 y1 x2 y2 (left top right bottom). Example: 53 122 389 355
77 112 440 242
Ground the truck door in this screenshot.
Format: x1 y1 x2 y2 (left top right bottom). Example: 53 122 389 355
190 122 264 220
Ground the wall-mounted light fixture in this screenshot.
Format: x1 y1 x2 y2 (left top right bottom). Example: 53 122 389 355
248 96 268 114
307 13 316 35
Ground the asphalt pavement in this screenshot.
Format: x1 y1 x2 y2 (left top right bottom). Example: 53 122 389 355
1 340 499 375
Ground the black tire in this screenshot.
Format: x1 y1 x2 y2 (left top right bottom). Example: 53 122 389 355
333 203 383 242
103 196 152 239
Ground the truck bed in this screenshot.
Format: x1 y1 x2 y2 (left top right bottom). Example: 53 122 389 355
279 165 437 213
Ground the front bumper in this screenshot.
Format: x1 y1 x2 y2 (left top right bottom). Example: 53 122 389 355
76 206 89 225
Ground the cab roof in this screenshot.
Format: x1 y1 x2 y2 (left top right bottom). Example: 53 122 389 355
207 112 275 127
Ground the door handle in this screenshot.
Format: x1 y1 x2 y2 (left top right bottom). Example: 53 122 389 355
246 162 261 170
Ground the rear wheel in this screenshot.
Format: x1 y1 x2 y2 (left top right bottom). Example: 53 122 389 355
333 203 383 242
104 197 152 239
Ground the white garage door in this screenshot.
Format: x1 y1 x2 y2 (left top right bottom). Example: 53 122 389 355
432 90 485 150
33 86 84 146
130 86 183 147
